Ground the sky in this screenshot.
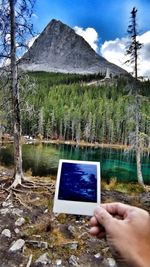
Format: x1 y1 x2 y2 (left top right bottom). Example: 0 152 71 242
31 0 150 78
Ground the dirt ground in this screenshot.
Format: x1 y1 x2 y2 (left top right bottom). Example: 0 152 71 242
0 166 150 267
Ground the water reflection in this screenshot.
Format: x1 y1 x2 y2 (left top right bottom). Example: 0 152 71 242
0 143 149 183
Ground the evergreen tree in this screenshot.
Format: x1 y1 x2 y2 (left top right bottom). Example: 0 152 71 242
126 7 144 185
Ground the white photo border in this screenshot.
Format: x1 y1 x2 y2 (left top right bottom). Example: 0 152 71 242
53 159 101 216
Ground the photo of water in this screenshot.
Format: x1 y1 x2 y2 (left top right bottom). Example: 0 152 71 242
58 162 98 202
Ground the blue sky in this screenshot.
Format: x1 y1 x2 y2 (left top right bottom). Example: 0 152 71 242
33 0 150 42
32 0 150 77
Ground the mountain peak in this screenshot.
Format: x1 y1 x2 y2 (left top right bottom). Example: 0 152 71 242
20 19 127 76
45 19 63 28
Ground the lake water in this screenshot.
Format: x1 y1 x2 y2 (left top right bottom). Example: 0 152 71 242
0 143 150 183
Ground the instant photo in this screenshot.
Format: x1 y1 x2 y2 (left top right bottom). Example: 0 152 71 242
53 160 101 216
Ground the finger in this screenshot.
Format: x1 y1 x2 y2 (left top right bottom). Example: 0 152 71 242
100 202 131 219
89 226 101 236
94 207 113 228
89 226 100 236
90 216 105 234
90 216 99 226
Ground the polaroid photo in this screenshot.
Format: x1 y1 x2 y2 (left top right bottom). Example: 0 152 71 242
53 159 101 216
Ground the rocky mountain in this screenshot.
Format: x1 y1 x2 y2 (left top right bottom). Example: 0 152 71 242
20 19 128 76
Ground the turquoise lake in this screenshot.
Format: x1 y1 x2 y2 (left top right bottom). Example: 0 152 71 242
0 143 149 183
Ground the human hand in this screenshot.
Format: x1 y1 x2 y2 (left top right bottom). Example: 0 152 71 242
89 202 150 267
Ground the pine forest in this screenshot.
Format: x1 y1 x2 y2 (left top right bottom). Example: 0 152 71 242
1 71 149 148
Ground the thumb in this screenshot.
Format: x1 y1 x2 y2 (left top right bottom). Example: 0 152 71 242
94 206 113 229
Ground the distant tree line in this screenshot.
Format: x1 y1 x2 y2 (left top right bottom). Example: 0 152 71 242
1 72 149 148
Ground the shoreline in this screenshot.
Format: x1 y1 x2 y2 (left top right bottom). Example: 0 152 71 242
1 138 150 152
0 138 130 150
44 139 130 150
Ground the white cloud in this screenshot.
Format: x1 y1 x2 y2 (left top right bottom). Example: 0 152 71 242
5 33 11 44
32 13 38 19
26 35 39 48
101 31 150 78
74 26 98 52
101 37 131 73
73 25 150 78
4 58 11 66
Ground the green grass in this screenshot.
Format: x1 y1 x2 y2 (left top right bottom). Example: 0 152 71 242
101 177 145 194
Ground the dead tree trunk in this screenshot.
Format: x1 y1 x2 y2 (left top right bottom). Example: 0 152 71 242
9 0 24 187
135 94 143 185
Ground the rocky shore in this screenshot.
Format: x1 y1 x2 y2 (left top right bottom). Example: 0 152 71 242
0 167 150 267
